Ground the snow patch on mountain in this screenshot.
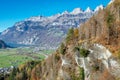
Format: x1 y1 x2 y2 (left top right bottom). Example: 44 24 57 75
85 7 93 13
16 26 24 32
1 29 9 35
25 16 47 22
48 13 61 20
62 11 69 15
70 8 83 14
95 5 104 12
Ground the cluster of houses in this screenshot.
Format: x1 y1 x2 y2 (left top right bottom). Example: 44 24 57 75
0 66 14 77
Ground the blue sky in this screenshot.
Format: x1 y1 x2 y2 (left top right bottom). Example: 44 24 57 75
0 0 110 32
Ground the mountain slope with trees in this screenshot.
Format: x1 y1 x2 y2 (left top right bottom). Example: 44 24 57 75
3 0 120 80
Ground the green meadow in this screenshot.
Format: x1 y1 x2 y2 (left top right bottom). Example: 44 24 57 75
0 48 54 68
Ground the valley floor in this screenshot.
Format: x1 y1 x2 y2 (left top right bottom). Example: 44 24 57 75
0 48 54 68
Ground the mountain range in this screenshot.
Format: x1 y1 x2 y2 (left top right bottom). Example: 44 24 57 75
0 5 104 49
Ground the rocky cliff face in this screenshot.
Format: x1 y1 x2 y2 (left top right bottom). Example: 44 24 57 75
4 0 120 80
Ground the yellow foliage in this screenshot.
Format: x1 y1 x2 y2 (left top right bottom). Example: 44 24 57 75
78 40 84 44
113 0 120 7
74 28 79 38
27 68 31 76
18 64 25 71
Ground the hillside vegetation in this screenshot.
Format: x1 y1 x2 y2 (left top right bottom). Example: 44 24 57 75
3 0 120 80
78 0 120 56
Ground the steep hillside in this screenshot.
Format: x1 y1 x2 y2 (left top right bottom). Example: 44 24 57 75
0 6 102 49
78 0 120 56
3 0 120 80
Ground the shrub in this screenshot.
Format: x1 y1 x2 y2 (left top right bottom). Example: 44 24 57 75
92 64 99 71
80 48 90 57
74 46 90 57
73 46 80 52
71 67 84 80
59 43 66 55
55 51 60 61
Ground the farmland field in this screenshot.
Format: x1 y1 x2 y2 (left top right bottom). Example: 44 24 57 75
0 48 54 68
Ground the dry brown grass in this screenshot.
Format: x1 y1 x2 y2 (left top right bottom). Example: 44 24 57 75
99 69 115 80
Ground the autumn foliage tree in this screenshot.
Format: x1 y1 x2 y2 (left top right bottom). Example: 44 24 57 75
74 28 79 39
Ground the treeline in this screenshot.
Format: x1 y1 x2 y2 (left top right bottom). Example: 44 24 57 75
4 61 40 80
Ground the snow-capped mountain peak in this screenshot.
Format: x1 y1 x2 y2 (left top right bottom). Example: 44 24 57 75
85 7 93 13
25 16 47 22
95 5 104 12
70 8 83 14
62 11 69 15
48 13 61 19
